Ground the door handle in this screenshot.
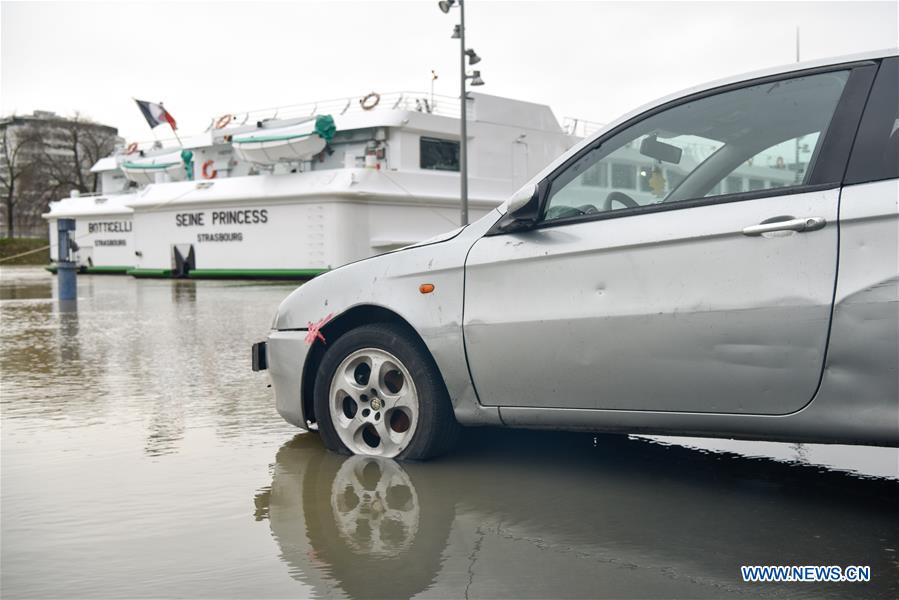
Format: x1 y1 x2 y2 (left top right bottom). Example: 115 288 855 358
742 216 826 236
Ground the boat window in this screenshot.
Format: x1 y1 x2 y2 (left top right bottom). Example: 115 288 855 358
725 176 744 194
420 137 459 171
610 163 637 189
542 69 850 222
581 162 607 187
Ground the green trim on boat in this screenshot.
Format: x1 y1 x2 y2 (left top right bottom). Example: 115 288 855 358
44 264 57 273
188 268 327 279
233 131 317 144
121 162 179 170
128 268 173 278
314 115 336 142
84 266 132 274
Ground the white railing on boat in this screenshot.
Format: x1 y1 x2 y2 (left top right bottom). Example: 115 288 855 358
562 117 604 138
210 91 463 131
67 190 106 198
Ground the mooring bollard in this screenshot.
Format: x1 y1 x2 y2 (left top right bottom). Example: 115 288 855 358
57 218 77 301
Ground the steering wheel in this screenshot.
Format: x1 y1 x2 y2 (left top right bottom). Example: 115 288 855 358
544 204 599 220
603 191 639 211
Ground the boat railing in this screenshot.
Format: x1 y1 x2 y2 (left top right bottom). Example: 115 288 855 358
210 91 463 131
67 190 106 199
117 138 181 156
562 117 605 138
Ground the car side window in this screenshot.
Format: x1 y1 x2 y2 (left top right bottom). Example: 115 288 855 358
543 70 850 222
706 132 823 196
844 57 899 184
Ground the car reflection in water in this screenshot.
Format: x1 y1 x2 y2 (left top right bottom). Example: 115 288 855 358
254 430 898 599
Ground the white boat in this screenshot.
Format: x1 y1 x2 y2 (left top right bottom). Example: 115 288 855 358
43 130 253 272
46 91 584 278
120 150 186 185
45 191 136 274
231 115 334 164
125 92 579 278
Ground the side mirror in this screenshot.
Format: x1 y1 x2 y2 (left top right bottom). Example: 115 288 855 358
487 183 541 235
505 183 538 213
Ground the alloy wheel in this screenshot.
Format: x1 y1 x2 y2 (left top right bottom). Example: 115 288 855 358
328 347 419 457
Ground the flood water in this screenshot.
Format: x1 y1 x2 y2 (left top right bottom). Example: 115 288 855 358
2 266 897 599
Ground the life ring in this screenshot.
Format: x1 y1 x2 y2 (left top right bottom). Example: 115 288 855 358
125 142 138 154
214 114 233 129
360 92 381 110
201 160 217 179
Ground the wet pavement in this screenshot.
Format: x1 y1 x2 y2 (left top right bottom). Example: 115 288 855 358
1 266 897 599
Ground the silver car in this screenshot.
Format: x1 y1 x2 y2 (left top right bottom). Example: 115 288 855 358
254 49 898 459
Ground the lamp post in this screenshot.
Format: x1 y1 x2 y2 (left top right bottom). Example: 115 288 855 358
439 0 484 226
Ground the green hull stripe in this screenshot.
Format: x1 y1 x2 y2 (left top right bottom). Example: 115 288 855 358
128 268 173 278
84 266 132 274
188 268 327 279
44 264 57 273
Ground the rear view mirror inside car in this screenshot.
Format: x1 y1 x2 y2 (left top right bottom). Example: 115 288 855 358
640 135 683 164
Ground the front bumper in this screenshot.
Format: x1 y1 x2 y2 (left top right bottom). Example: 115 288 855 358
258 330 311 429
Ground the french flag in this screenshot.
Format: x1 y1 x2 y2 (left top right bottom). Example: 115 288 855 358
134 99 177 130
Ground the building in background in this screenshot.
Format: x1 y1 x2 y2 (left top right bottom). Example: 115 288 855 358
0 111 121 238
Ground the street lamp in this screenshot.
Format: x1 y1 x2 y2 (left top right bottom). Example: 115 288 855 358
437 0 484 226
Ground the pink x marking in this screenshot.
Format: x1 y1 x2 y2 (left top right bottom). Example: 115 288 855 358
305 313 334 345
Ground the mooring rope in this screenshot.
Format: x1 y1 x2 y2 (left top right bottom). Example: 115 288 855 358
0 244 52 264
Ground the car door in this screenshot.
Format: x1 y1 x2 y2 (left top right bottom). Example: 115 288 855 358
463 62 876 415
824 56 899 406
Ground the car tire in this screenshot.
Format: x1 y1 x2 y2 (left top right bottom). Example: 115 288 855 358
313 323 460 460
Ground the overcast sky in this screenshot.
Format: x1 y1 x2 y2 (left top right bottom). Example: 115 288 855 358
2 1 896 143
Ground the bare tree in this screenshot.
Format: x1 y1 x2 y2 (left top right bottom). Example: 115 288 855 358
1 113 119 237
33 113 118 198
0 122 41 238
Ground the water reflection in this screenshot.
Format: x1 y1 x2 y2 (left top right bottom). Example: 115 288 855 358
0 267 53 300
171 280 197 304
58 300 80 363
331 457 420 557
643 435 899 480
0 268 298 448
259 431 899 599
261 435 451 599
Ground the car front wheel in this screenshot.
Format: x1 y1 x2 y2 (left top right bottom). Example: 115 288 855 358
313 323 459 460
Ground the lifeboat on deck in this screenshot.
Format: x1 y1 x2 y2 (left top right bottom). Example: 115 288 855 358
232 115 336 165
121 151 186 185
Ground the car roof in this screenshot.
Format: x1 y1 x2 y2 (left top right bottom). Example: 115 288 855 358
650 48 897 115
500 47 898 212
